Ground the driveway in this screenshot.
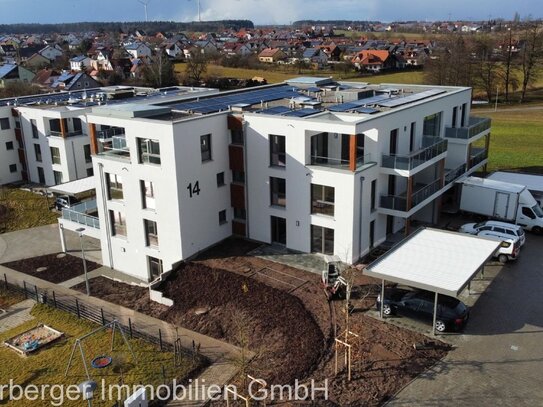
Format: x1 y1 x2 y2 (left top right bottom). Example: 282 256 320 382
388 233 543 406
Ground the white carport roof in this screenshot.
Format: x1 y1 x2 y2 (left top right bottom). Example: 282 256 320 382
48 176 95 196
364 228 501 297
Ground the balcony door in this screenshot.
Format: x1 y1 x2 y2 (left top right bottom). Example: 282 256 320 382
271 216 286 245
311 132 328 164
389 129 398 155
311 225 334 255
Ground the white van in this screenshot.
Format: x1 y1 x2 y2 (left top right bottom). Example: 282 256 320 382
459 220 526 246
477 230 521 264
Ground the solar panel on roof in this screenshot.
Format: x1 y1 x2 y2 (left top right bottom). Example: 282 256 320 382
328 102 360 112
376 89 446 108
282 108 321 118
354 107 379 114
258 106 291 115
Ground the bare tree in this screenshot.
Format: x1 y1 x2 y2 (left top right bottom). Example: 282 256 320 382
185 51 208 86
142 51 179 88
472 35 504 102
502 27 516 102
519 21 543 103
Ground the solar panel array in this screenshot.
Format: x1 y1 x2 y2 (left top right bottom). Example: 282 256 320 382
376 89 446 108
167 85 302 114
282 108 322 117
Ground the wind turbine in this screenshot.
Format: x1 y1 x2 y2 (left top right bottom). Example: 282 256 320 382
138 0 150 22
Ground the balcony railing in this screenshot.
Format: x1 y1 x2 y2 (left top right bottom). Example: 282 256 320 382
48 130 84 138
382 138 447 171
380 178 444 212
445 163 467 185
470 148 488 168
445 117 491 139
310 153 373 170
97 127 126 139
98 135 130 160
61 199 99 229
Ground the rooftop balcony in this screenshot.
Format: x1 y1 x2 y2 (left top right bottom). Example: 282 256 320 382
97 128 130 160
445 117 491 140
381 137 447 173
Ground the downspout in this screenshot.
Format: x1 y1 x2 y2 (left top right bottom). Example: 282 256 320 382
242 120 250 238
98 162 114 268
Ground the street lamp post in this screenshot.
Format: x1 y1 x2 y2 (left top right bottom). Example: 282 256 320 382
75 228 90 296
78 380 97 407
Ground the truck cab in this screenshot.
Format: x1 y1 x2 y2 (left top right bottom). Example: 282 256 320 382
517 201 543 233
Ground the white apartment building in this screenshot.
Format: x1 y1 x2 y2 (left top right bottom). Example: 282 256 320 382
0 106 20 185
2 78 491 282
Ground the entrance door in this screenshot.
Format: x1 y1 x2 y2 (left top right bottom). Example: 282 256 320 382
271 216 286 245
37 166 45 184
493 192 510 219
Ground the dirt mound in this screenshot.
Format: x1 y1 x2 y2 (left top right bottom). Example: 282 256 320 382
160 263 325 384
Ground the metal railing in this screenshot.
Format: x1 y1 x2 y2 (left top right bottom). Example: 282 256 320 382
382 138 448 171
411 178 443 208
48 130 84 138
380 178 444 212
98 135 130 159
97 127 126 139
445 163 467 184
445 117 491 139
470 148 488 167
61 199 99 229
379 195 407 211
310 153 373 170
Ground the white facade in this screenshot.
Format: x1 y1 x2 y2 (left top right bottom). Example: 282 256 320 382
0 106 21 185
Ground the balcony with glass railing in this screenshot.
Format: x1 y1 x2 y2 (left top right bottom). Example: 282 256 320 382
445 163 467 185
61 199 99 229
96 127 130 160
445 117 491 140
469 147 488 168
379 178 444 213
381 137 448 172
47 130 85 138
310 153 374 170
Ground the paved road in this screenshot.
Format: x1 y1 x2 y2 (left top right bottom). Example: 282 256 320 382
475 105 543 114
389 233 543 406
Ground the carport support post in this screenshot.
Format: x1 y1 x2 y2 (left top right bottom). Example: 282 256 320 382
432 292 439 336
59 224 67 253
380 279 385 319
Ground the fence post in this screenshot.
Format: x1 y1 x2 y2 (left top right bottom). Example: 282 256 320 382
23 281 28 299
3 273 7 290
128 318 133 339
34 285 39 302
101 308 105 326
159 329 163 351
162 365 166 385
53 291 57 308
75 299 80 319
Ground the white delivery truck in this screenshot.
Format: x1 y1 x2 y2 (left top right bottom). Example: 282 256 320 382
487 171 543 208
460 177 543 233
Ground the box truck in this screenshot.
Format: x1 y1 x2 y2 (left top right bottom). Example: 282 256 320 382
460 177 543 233
487 171 543 208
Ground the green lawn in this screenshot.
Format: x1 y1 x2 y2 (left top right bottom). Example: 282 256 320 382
0 304 199 406
473 106 543 173
0 187 59 233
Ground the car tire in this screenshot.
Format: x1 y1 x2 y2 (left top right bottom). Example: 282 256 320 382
498 254 508 264
382 304 392 316
435 320 447 332
533 226 542 235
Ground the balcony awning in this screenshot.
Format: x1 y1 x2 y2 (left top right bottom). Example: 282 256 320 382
48 176 95 196
364 227 500 298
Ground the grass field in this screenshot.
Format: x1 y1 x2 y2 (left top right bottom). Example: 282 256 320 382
473 105 543 173
0 187 59 233
175 63 425 85
0 304 199 406
0 286 25 308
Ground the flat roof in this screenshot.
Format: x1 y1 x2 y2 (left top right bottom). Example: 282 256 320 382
92 103 172 119
48 176 95 195
462 177 526 194
363 228 500 297
487 172 543 193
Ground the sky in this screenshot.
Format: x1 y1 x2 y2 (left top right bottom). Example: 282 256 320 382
0 0 540 25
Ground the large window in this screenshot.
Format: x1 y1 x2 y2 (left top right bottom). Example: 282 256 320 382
0 117 9 130
423 112 442 138
5 141 13 150
141 180 155 210
231 129 244 145
271 216 286 245
110 210 127 237
269 134 286 167
148 256 163 280
34 144 42 162
311 225 334 255
270 177 286 207
50 147 61 164
37 166 45 184
371 180 377 212
144 219 158 247
200 134 212 162
218 209 227 225
311 184 335 216
9 164 17 173
106 173 123 200
83 144 92 163
31 119 38 139
138 138 161 165
53 170 63 185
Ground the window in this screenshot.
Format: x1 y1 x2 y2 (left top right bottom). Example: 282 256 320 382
83 144 92 163
34 144 42 162
37 166 45 184
216 172 225 187
141 180 155 210
522 207 536 219
138 138 161 165
269 134 286 167
311 225 334 255
270 177 286 207
9 164 17 173
311 184 334 216
31 119 38 139
53 170 63 185
371 180 377 212
110 210 127 237
452 106 458 128
148 256 163 280
106 173 123 200
271 216 286 244
73 118 82 133
219 209 227 225
389 129 398 155
409 122 416 152
144 219 158 247
461 103 467 127
423 112 442 138
200 134 211 162
233 207 246 220
0 118 9 130
231 129 244 145
5 141 13 150
50 147 61 164
86 168 94 176
15 120 20 129
369 220 375 249
232 170 245 184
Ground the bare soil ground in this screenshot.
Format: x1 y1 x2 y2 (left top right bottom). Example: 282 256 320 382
73 238 449 405
2 253 100 283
